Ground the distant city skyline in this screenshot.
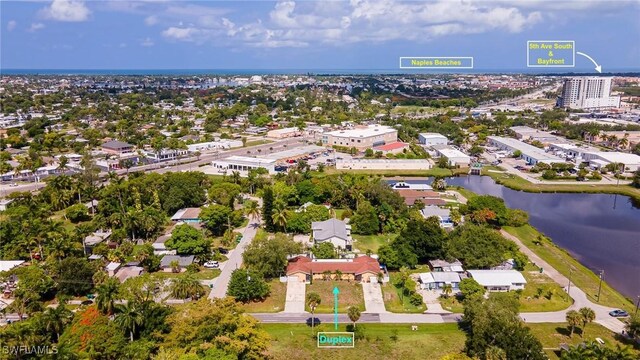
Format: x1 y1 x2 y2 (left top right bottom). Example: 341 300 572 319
1 0 639 71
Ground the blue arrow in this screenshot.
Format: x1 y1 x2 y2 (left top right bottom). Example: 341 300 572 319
333 287 339 330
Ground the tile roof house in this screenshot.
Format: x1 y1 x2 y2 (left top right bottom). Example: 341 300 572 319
311 218 352 251
286 256 381 282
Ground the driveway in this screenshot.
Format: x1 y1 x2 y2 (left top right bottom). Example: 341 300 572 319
284 277 306 313
362 282 387 313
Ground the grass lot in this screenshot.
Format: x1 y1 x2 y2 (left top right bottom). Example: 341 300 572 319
241 279 286 313
352 233 397 254
305 281 365 313
439 295 465 313
504 225 635 312
381 273 426 313
518 270 573 312
482 169 640 203
528 323 640 360
263 323 466 360
245 139 273 147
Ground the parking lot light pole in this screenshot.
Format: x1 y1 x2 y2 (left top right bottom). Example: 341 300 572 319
596 270 604 303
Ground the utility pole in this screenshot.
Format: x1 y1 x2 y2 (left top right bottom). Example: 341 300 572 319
596 270 604 303
567 267 573 300
635 295 639 316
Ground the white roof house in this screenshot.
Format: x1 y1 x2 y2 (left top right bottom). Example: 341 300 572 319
419 271 462 290
0 260 25 273
467 270 527 291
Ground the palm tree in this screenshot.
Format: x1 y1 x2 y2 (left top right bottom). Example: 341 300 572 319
272 202 288 232
566 310 582 338
114 302 143 342
42 304 73 341
578 307 595 337
307 292 321 334
57 155 69 173
442 284 453 298
347 306 361 329
170 273 205 300
618 135 629 149
230 171 241 185
244 200 260 221
96 278 120 316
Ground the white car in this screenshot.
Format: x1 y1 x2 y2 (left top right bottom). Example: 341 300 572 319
203 261 219 269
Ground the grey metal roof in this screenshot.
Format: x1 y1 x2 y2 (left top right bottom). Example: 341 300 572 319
311 218 350 241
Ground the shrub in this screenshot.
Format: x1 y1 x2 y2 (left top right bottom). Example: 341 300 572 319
409 293 424 306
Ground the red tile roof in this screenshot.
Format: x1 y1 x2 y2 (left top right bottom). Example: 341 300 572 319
373 142 408 151
286 256 381 276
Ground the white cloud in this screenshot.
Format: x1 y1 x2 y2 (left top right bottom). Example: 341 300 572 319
162 27 202 42
145 15 158 26
40 0 91 22
28 23 46 32
140 37 154 46
7 20 17 32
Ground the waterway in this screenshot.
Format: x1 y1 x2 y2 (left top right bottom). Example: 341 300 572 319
404 176 640 299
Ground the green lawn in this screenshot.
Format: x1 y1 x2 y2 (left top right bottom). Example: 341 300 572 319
245 139 273 147
306 281 365 313
528 323 640 360
352 233 397 254
518 271 573 312
241 279 287 313
262 323 466 360
481 170 640 203
439 295 465 313
380 273 426 313
504 225 635 312
149 268 221 281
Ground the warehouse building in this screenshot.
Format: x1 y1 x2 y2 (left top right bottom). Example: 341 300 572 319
581 152 640 172
418 133 448 146
211 156 277 174
432 145 471 167
487 136 564 165
322 125 397 151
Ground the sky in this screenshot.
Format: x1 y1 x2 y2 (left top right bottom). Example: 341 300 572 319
1 0 639 71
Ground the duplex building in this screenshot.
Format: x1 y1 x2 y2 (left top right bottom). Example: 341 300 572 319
322 125 397 151
286 255 381 283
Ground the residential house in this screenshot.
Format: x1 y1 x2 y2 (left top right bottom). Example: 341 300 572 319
153 234 176 256
311 218 352 251
83 230 112 253
418 272 462 290
421 206 453 228
105 262 121 277
428 259 464 273
467 270 527 291
0 260 25 273
171 208 201 223
286 255 381 283
114 262 144 283
396 189 446 207
160 255 194 272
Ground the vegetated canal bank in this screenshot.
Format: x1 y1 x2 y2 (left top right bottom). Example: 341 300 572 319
446 175 640 300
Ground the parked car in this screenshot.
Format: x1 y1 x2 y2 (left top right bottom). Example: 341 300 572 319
608 309 629 317
203 261 219 269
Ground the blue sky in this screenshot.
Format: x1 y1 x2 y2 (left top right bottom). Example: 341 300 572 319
1 0 639 71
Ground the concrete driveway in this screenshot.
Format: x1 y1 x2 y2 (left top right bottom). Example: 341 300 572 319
362 282 387 313
284 277 306 313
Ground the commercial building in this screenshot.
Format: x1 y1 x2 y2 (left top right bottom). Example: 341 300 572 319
187 140 242 152
487 136 564 165
102 140 134 156
509 126 564 144
373 142 409 155
467 270 527 292
267 127 302 138
336 159 432 170
143 148 189 162
432 145 471 167
558 77 620 110
211 156 277 174
418 133 448 146
581 152 640 172
322 125 397 150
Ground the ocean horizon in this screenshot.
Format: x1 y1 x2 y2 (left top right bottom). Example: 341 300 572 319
2 68 639 76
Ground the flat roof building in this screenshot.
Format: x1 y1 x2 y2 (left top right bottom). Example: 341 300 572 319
322 125 397 151
582 152 640 172
336 159 432 170
432 145 471 167
211 156 277 174
419 133 448 146
487 136 564 165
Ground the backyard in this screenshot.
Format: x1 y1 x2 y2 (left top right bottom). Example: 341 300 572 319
518 269 573 312
352 233 397 254
241 279 287 313
305 280 365 313
263 323 466 360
